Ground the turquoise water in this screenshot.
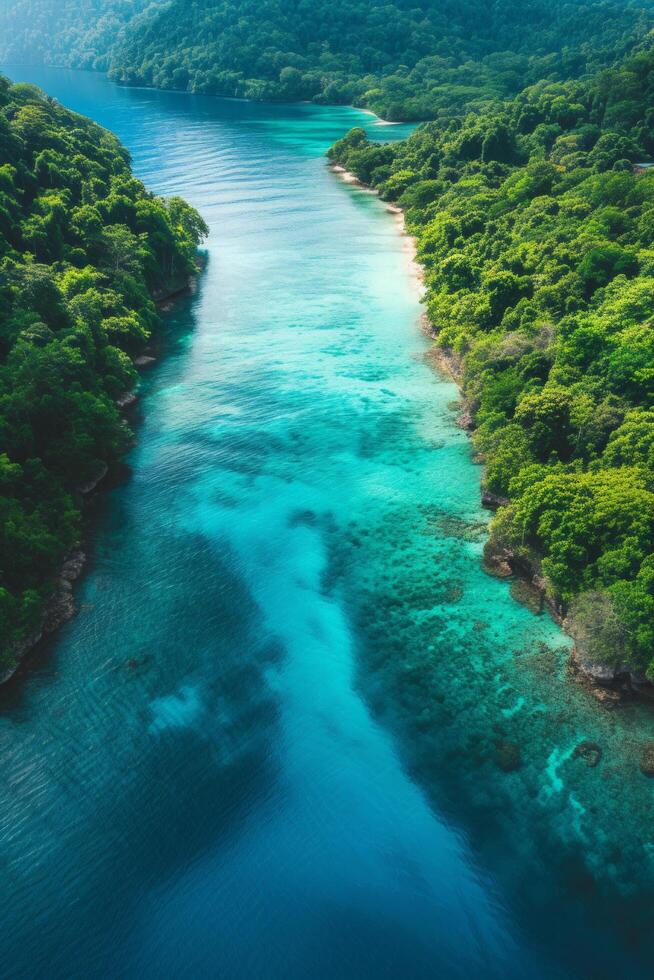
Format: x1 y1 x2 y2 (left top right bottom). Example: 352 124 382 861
2 67 654 979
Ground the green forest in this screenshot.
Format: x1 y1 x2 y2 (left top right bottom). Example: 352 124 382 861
0 1 155 73
329 37 654 674
0 76 207 666
3 0 654 120
4 0 654 673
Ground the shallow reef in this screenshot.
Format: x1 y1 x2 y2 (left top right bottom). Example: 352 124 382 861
331 490 654 954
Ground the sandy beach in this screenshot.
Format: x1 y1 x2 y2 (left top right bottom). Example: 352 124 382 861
329 164 426 298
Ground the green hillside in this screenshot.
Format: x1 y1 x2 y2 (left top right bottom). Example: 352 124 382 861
3 0 654 120
0 76 207 665
0 1 157 71
330 37 654 672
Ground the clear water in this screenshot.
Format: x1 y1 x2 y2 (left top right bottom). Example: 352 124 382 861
2 67 654 979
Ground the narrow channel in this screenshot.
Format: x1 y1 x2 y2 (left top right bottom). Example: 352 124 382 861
1 67 652 980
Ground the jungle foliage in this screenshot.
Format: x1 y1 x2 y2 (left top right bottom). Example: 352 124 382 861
0 76 207 664
0 1 155 72
329 39 654 672
3 0 654 120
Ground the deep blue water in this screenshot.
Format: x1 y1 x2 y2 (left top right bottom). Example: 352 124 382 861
1 67 654 980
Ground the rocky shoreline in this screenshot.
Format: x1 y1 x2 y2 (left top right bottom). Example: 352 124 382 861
1 272 200 687
329 160 654 705
482 497 654 702
0 548 87 686
1 399 135 685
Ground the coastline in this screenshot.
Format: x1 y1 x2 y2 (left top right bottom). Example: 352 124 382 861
354 106 404 126
1 65 408 128
0 271 201 688
329 160 654 704
329 164 426 297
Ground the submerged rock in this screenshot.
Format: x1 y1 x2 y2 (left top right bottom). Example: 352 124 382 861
573 741 602 768
495 740 522 772
510 578 544 615
124 654 152 673
591 687 622 707
640 743 654 777
434 512 488 543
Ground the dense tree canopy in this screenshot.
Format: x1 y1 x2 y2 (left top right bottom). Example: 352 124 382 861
5 2 654 676
0 76 207 666
3 0 654 119
329 38 654 672
0 1 155 72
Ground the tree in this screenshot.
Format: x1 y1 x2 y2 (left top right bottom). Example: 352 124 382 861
0 75 206 662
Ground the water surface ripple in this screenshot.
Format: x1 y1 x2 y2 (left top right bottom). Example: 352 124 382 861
1 69 653 980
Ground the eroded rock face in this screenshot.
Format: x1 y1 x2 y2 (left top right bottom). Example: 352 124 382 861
2 547 87 685
571 646 654 699
77 463 109 495
43 579 75 633
45 549 87 633
481 489 509 510
61 550 86 583
116 391 138 410
0 630 42 685
483 539 513 579
457 408 474 431
134 354 156 369
575 653 620 686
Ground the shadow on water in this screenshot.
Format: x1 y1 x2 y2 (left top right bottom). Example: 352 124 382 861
0 272 287 976
0 273 207 709
1 529 285 978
